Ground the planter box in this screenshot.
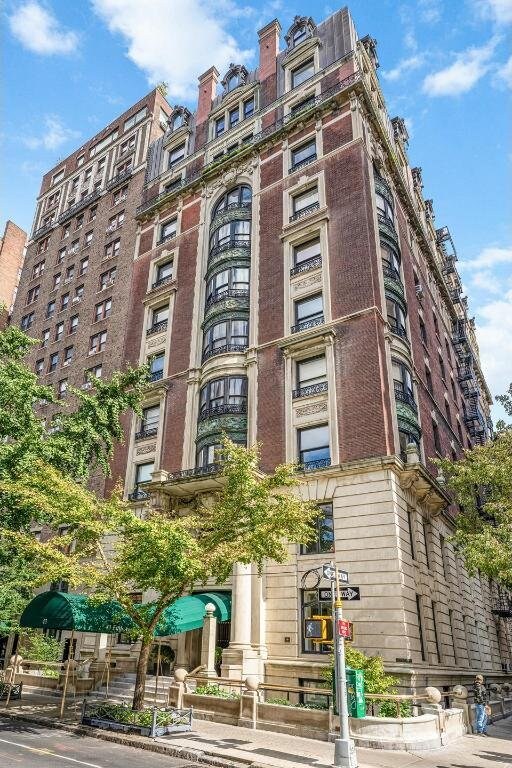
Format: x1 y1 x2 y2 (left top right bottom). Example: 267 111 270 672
81 699 193 738
183 692 239 725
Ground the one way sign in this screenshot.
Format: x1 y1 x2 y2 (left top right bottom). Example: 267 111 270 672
319 587 361 601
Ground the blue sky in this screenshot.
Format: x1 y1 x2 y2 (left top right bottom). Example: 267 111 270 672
1 0 511 417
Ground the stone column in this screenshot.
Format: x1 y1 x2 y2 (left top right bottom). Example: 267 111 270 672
93 633 109 661
198 603 218 679
222 563 261 679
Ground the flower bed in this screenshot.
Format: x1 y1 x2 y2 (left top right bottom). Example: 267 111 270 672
81 699 192 737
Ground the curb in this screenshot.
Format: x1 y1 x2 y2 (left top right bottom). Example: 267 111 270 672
0 709 251 768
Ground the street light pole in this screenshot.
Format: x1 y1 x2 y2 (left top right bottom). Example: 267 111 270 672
333 565 357 768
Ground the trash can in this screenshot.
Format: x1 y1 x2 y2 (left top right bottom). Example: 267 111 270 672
333 667 366 717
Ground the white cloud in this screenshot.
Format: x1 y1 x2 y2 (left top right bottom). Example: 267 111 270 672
91 0 254 101
470 270 502 293
422 38 498 96
461 245 512 269
382 55 424 81
496 54 512 87
23 116 80 151
419 0 442 23
8 1 79 55
474 290 512 407
476 0 512 24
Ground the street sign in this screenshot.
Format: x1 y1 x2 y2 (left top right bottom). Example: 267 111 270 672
319 587 360 601
337 619 354 641
322 564 349 583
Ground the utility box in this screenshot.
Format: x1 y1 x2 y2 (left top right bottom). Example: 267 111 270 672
333 667 366 717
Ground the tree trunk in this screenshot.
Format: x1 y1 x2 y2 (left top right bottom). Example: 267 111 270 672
132 637 152 711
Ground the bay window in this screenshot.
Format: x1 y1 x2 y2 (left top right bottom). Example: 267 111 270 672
199 376 247 418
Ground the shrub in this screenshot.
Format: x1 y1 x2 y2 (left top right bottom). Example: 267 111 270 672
194 683 239 699
19 633 62 677
266 696 292 706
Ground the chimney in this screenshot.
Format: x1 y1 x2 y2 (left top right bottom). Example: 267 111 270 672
196 66 219 125
258 19 281 81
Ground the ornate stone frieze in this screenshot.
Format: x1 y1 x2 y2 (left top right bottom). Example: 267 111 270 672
136 444 156 455
295 402 328 417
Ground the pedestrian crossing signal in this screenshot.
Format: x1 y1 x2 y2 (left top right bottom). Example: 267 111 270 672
304 616 333 641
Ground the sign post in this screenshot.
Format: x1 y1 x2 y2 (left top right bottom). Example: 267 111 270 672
331 563 358 768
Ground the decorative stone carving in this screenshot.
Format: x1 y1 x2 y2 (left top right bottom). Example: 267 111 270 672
296 402 328 417
202 161 254 198
412 167 423 189
391 116 409 145
221 64 249 94
284 16 317 50
147 335 166 348
136 444 156 455
293 273 322 291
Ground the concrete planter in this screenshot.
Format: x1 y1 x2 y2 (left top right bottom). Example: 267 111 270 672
349 709 465 751
183 692 239 725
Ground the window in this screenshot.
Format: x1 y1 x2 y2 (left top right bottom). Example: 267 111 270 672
386 296 407 338
159 218 177 244
215 116 225 137
445 338 452 364
116 158 132 177
196 443 222 468
52 168 65 185
425 365 433 393
199 376 247 417
124 106 147 131
445 399 452 425
416 318 428 346
292 24 308 46
148 353 165 381
291 186 318 219
20 312 34 330
63 346 73 365
226 71 241 92
291 58 315 88
77 155 85 167
376 191 394 223
415 595 426 661
212 185 251 217
89 330 107 354
90 129 119 157
148 304 169 332
37 236 50 254
293 238 321 272
100 266 117 288
54 322 64 341
69 314 79 334
58 379 68 397
291 94 315 116
107 211 124 233
229 106 239 128
407 508 416 560
392 358 415 407
295 355 327 397
432 601 442 663
68 239 79 255
56 247 66 265
153 260 173 287
41 329 50 347
381 242 401 278
89 205 97 221
53 273 62 290
79 256 89 275
48 352 59 372
439 535 448 580
104 238 120 260
243 97 254 119
134 461 154 487
457 420 463 444
65 264 74 281
301 502 334 554
74 285 84 301
75 214 84 230
84 230 93 247
61 223 70 240
171 112 183 130
35 358 44 375
438 354 446 381
168 142 186 168
290 139 316 171
205 266 249 306
202 319 249 359
422 520 431 569
61 293 70 311
301 589 331 653
26 285 40 304
432 420 442 454
86 363 102 381
95 298 112 322
113 186 128 205
298 424 330 469
433 314 439 338
33 260 45 278
209 219 250 252
46 300 56 318
120 135 136 155
139 405 160 433
294 293 324 331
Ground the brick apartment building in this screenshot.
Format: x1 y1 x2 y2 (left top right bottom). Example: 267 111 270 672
11 7 512 691
0 220 26 328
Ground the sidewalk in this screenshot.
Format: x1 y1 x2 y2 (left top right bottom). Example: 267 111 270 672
1 690 511 768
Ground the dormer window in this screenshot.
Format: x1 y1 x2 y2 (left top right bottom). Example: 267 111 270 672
227 72 240 92
285 15 317 51
221 64 249 96
293 26 307 46
172 113 183 130
168 106 191 133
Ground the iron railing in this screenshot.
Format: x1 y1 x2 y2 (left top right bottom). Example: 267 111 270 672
292 381 328 399
58 190 101 224
289 201 320 223
289 153 317 174
204 288 249 311
127 487 150 502
202 343 248 362
211 201 252 229
198 403 247 421
134 426 158 440
301 457 331 472
146 319 168 336
382 260 402 282
33 222 55 240
290 255 322 276
168 463 221 481
388 317 408 339
393 382 417 412
81 699 192 737
291 315 324 334
148 370 164 382
151 275 173 290
106 168 132 191
209 238 250 259
156 231 176 247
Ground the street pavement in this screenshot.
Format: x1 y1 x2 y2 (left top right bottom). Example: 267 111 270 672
0 715 195 768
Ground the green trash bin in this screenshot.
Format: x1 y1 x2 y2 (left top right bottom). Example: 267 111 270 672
333 666 366 717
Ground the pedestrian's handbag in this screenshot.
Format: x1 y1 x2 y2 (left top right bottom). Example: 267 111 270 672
485 704 492 716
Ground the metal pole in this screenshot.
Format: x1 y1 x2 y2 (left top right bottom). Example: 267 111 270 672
105 633 112 698
59 630 75 719
154 641 161 705
333 566 357 768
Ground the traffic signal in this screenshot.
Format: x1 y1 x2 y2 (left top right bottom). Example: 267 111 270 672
304 615 333 641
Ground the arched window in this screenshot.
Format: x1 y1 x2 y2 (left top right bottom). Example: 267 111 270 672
226 72 240 92
285 16 316 51
293 25 308 46
212 185 252 218
172 113 183 130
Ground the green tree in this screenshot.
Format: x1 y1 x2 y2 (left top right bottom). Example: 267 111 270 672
0 324 147 630
11 439 319 710
437 383 512 587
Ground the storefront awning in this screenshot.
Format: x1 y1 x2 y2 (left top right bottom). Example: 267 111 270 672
19 590 231 636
